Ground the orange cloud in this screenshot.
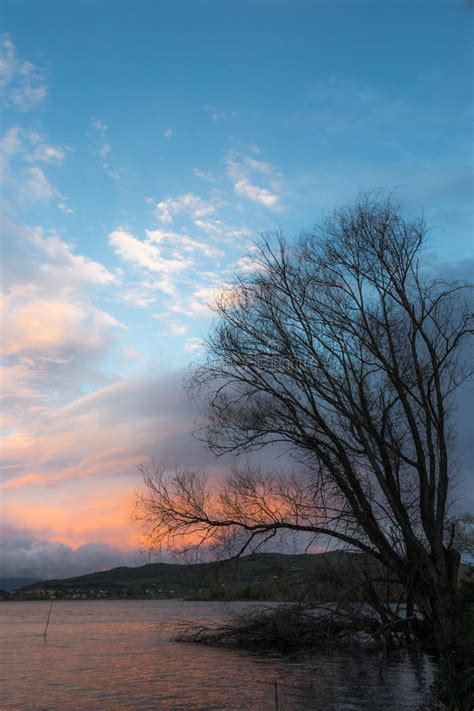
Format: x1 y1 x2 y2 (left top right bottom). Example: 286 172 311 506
3 487 139 548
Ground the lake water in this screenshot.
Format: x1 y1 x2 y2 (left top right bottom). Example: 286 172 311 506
0 600 436 710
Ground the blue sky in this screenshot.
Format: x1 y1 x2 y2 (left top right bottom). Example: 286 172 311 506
0 0 473 575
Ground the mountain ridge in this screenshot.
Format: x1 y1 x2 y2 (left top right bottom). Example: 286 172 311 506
13 551 366 601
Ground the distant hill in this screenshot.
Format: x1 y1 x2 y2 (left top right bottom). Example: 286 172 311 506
0 577 39 591
15 551 373 601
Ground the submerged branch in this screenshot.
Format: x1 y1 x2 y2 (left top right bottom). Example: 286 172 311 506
174 603 422 654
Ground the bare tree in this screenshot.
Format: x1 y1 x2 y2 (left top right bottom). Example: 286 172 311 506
137 194 473 647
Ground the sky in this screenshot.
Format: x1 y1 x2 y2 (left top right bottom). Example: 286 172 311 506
0 0 473 579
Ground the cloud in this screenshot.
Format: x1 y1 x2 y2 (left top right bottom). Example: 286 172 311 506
119 288 158 308
203 104 235 122
226 152 282 209
0 36 47 110
97 142 111 160
26 228 117 287
149 186 251 247
0 366 292 576
168 321 187 336
0 127 72 211
0 371 216 497
0 125 22 170
23 166 57 201
164 127 173 139
91 119 107 132
154 192 216 225
0 296 121 358
172 284 233 317
145 229 223 257
234 255 262 273
184 337 205 354
194 168 215 182
89 118 119 179
0 531 143 579
26 140 67 165
234 178 280 208
121 346 140 361
1 220 116 292
109 229 192 276
0 219 122 432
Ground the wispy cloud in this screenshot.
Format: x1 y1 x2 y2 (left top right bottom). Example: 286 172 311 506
109 228 192 276
27 228 117 287
1 219 121 407
203 104 236 122
184 337 205 354
89 118 119 180
226 152 282 209
25 133 68 164
168 321 187 336
234 178 280 208
154 192 216 225
0 36 47 110
193 168 215 182
0 127 72 212
146 229 223 257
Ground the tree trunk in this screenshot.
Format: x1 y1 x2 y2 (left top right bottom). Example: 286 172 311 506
411 548 461 648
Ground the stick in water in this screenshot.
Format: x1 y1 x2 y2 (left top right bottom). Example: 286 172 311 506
43 599 54 637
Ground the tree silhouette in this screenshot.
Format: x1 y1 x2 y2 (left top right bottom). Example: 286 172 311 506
138 194 473 647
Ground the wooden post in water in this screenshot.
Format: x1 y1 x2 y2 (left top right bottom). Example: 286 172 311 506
274 680 279 711
43 599 54 637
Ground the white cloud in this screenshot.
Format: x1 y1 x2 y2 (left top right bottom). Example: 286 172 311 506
20 166 72 212
0 128 71 211
226 152 282 209
0 36 47 110
172 284 232 317
26 142 67 165
193 218 225 236
146 229 223 257
26 228 117 287
0 126 22 178
89 118 118 180
244 157 275 175
154 192 216 225
119 289 157 308
203 104 235 122
109 229 191 275
194 168 215 182
234 178 279 208
141 276 176 296
121 346 140 361
24 166 56 201
97 142 111 160
168 321 187 336
184 337 205 354
234 255 262 273
0 128 73 214
0 218 122 423
0 125 22 160
91 119 107 132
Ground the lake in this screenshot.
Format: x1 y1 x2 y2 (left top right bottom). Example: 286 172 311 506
0 600 436 710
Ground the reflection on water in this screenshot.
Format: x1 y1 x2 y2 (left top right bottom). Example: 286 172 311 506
0 600 435 710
